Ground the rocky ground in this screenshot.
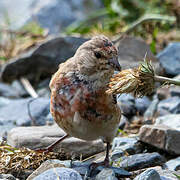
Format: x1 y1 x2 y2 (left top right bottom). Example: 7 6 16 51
0 34 180 180
0 1 180 179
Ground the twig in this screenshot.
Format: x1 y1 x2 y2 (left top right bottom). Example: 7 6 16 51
154 75 180 86
20 77 38 98
114 14 176 43
27 99 37 126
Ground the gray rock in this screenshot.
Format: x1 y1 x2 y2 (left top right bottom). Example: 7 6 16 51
139 125 180 155
27 159 71 180
0 82 20 98
95 168 118 180
157 169 180 180
119 115 128 130
0 174 16 180
30 0 103 34
155 114 180 131
135 96 151 115
33 167 82 180
0 97 50 126
114 153 164 171
157 96 180 116
0 36 88 83
165 157 180 171
117 36 158 70
134 169 161 180
157 42 180 76
111 137 141 161
0 0 102 33
7 124 105 157
117 94 137 118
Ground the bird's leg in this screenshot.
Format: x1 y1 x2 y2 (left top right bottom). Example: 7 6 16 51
86 142 110 177
35 134 69 153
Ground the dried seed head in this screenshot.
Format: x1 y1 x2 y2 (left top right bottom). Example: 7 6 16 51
106 59 156 97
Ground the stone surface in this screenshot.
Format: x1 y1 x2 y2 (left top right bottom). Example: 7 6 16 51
135 96 151 115
157 96 180 116
0 36 88 83
7 124 105 158
0 97 50 127
134 169 161 180
30 0 103 34
95 168 118 180
27 159 70 180
157 42 180 76
0 174 16 180
0 82 20 98
33 167 82 180
0 0 102 33
117 94 137 118
157 169 180 180
165 157 180 171
114 152 164 171
144 95 159 124
155 114 180 131
111 137 141 161
139 125 180 155
117 36 158 70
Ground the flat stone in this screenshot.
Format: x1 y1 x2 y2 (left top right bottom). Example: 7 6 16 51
117 94 137 118
0 97 50 126
33 167 82 180
157 42 180 76
95 168 118 180
139 125 180 155
135 96 151 115
165 157 180 171
114 152 164 171
155 114 180 131
117 36 158 70
0 82 20 98
157 169 180 180
27 159 70 180
7 124 104 158
134 169 161 180
111 137 141 161
0 174 16 180
0 36 88 83
157 97 180 116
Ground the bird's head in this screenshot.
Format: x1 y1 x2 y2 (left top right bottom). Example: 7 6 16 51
75 35 121 78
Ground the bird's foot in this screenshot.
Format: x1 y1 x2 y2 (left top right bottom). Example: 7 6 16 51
86 158 110 178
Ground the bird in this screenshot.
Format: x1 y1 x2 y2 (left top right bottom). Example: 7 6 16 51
46 35 121 167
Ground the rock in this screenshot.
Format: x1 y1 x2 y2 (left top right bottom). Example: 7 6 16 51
114 152 164 171
0 36 88 83
0 0 102 33
30 0 103 34
0 82 20 98
119 115 129 130
0 174 16 180
11 80 28 97
134 169 161 180
95 168 118 180
157 96 180 116
0 97 11 108
7 124 105 157
33 167 82 180
0 97 50 126
155 114 180 131
157 42 180 76
165 157 180 171
157 169 180 180
117 36 158 70
111 137 141 161
144 95 159 124
117 94 137 118
139 125 180 155
135 96 151 115
27 159 70 180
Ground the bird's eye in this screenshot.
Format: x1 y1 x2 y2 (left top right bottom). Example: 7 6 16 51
94 52 101 59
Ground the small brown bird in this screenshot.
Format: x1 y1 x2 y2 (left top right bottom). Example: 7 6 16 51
48 35 121 166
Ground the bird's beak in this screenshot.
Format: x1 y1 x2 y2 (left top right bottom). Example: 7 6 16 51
108 56 121 71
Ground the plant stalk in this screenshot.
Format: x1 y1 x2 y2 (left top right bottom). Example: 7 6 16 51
154 75 180 86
